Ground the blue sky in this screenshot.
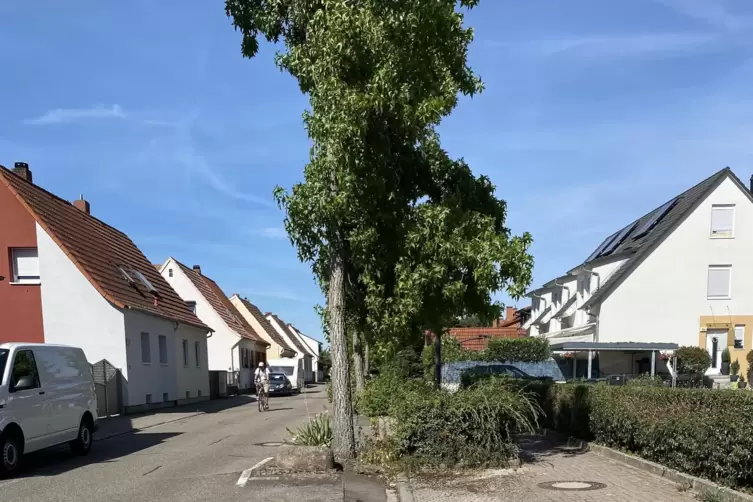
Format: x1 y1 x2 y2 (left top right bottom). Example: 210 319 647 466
1 1 753 341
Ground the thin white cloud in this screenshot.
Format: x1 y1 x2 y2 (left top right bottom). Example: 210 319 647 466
24 104 126 125
251 227 288 239
243 289 308 302
490 32 718 60
653 0 751 32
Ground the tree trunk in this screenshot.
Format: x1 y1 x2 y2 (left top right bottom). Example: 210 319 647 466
352 332 365 394
364 341 370 376
328 254 356 461
434 330 442 388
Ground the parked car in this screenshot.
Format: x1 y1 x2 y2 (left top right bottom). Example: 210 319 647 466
456 364 553 390
0 343 98 476
268 358 304 393
268 373 293 396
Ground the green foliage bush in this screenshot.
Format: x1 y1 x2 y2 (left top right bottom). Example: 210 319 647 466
421 336 551 378
485 337 551 363
288 413 332 447
534 383 753 488
389 378 540 467
625 374 663 387
676 346 711 376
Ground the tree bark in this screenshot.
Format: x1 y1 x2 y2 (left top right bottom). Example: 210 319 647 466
434 330 442 388
328 254 356 461
352 331 365 394
364 341 370 376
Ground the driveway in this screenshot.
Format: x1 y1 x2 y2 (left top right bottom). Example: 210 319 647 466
0 386 355 502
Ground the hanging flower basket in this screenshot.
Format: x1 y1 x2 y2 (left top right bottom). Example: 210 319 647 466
562 352 575 360
659 351 674 362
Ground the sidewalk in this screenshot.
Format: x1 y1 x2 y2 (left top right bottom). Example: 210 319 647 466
406 435 696 502
95 395 256 441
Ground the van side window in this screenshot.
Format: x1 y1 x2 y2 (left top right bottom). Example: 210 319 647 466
11 350 40 390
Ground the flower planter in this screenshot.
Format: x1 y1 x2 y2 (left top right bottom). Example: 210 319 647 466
721 363 730 375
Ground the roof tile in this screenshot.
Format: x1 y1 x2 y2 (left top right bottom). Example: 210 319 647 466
269 314 311 356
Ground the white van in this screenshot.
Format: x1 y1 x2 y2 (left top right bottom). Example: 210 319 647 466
268 358 304 393
0 343 98 476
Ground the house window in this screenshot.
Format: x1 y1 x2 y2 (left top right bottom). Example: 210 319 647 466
711 205 735 237
735 325 745 350
163 392 169 402
146 394 152 404
11 248 40 284
186 390 191 399
168 268 173 277
707 265 732 299
158 335 168 365
141 332 151 364
194 341 200 367
182 339 189 366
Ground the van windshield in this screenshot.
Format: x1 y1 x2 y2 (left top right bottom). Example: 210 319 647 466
0 349 7 383
270 366 294 376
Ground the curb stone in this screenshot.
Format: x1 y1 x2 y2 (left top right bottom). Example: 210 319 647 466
396 473 415 502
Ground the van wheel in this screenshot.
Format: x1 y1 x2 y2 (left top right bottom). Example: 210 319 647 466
0 430 22 477
70 416 93 455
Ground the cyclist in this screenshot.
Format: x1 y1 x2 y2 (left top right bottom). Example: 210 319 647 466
254 361 271 409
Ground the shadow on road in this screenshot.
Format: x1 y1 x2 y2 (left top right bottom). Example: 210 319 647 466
515 434 587 465
16 432 182 479
264 408 294 413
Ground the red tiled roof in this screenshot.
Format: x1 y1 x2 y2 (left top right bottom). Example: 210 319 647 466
173 260 267 345
234 296 295 353
427 327 525 351
0 166 209 331
269 314 312 357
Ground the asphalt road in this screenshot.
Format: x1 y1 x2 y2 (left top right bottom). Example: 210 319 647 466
0 387 344 502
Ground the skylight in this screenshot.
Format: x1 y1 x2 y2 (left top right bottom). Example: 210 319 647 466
632 197 679 240
585 231 619 262
119 266 135 284
133 269 158 294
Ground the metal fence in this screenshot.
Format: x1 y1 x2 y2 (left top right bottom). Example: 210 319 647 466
90 359 124 417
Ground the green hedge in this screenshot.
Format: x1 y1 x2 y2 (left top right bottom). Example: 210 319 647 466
534 382 753 488
389 378 540 466
421 336 551 377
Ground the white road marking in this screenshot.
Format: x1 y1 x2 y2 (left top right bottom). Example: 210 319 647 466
236 456 274 487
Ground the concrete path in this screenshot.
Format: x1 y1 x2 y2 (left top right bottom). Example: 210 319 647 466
0 385 385 501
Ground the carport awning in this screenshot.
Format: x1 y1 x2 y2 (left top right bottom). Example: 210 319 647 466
549 341 679 352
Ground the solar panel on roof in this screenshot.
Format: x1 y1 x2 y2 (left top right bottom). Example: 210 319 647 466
632 197 679 239
599 220 638 257
585 231 619 262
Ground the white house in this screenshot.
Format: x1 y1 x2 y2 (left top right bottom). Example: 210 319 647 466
526 168 753 379
0 164 211 413
159 258 270 392
229 295 298 359
266 314 314 384
288 325 323 382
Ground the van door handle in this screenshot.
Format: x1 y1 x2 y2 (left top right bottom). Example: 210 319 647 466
38 391 45 395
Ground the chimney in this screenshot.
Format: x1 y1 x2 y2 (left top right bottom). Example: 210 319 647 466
73 195 90 215
12 162 32 183
749 175 753 194
506 306 516 322
192 265 201 274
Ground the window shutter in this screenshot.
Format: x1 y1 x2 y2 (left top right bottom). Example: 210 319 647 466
711 206 734 235
707 267 731 298
13 248 39 279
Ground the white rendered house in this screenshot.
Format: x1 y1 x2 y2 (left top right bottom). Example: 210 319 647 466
266 314 314 384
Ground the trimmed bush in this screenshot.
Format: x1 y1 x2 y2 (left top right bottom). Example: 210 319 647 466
485 337 550 363
676 346 711 376
389 378 540 466
539 383 753 489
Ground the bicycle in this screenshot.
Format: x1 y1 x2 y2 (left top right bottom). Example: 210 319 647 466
256 381 269 412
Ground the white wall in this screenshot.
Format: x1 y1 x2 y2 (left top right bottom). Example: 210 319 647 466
599 176 753 345
171 320 210 402
161 259 240 373
267 315 308 380
36 224 127 375
297 332 321 376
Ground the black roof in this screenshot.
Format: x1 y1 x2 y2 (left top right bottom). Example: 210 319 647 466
581 168 750 309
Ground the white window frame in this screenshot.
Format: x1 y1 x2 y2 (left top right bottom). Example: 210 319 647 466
734 325 745 350
182 340 189 367
711 204 735 238
141 332 151 364
11 248 40 285
707 265 732 300
158 335 168 365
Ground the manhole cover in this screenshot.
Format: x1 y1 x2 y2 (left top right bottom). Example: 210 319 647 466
537 481 606 491
254 442 283 447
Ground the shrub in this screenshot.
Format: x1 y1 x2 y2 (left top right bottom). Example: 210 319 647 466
288 413 332 447
676 346 711 376
731 359 740 376
389 378 540 467
722 347 731 364
357 372 430 417
625 374 664 387
542 384 753 489
485 337 550 363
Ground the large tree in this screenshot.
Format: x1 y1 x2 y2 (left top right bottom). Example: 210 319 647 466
226 0 485 461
